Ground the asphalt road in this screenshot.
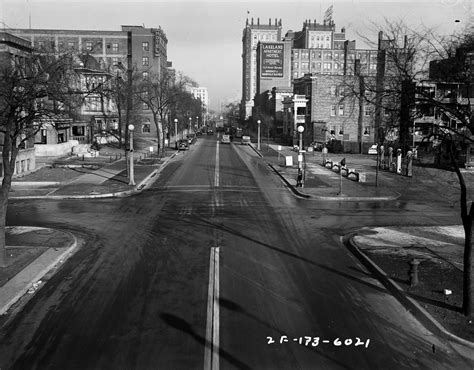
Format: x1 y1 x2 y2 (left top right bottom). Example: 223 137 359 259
0 135 471 369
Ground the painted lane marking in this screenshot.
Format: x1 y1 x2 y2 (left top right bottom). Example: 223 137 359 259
204 246 220 370
214 141 220 187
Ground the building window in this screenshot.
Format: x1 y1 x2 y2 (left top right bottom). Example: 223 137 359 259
142 102 149 110
293 62 299 69
112 119 119 130
301 51 309 59
85 42 93 51
339 105 344 116
142 72 149 79
112 57 119 66
330 86 336 96
112 43 119 52
142 42 149 51
72 126 85 136
301 62 309 70
294 50 299 58
323 62 331 71
364 106 371 116
142 56 149 66
330 105 336 116
27 159 31 171
142 121 151 133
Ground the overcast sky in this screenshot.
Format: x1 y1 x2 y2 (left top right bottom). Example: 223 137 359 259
1 0 472 111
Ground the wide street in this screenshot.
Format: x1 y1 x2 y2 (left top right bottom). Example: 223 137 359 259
0 135 470 369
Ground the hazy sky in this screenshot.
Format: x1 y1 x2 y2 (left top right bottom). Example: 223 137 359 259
1 0 472 111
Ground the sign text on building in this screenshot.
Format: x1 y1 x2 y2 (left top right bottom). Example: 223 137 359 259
261 43 284 78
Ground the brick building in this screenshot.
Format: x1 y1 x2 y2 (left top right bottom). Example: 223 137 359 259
0 32 36 177
9 25 169 141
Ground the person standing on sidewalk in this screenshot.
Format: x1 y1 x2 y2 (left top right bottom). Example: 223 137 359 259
296 168 303 187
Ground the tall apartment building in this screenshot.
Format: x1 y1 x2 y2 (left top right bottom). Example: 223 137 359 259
241 17 282 120
191 87 209 110
9 25 168 139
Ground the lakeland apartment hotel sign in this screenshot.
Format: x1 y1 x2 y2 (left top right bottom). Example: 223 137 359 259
261 43 284 78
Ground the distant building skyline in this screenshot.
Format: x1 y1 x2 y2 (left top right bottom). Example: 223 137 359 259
2 1 471 111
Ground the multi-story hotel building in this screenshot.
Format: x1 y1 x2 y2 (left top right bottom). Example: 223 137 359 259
9 25 168 140
241 18 283 120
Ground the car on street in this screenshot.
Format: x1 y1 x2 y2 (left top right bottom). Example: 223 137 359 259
220 134 231 144
186 134 197 145
241 135 251 145
176 139 189 150
207 129 214 135
368 144 378 155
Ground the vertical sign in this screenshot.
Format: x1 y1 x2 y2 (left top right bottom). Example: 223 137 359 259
261 43 284 78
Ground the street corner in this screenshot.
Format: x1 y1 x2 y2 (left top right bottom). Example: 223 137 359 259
6 226 76 249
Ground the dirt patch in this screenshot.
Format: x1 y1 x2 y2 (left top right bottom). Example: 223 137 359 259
364 251 474 342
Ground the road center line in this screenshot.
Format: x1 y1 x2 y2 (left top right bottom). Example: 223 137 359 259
204 246 220 370
214 141 220 187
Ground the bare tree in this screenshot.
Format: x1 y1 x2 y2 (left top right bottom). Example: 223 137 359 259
0 50 82 267
346 20 473 316
137 70 196 156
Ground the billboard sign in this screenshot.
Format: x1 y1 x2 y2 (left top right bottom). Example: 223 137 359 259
261 43 284 78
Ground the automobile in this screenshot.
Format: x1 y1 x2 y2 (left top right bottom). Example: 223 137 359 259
207 129 214 135
186 134 197 145
176 139 189 151
220 134 231 144
195 131 202 136
241 135 251 145
368 144 378 155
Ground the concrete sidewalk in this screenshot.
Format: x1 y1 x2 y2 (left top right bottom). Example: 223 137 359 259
0 226 78 315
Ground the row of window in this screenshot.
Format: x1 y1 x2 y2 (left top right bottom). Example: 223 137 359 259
293 50 377 62
326 127 371 136
36 40 150 52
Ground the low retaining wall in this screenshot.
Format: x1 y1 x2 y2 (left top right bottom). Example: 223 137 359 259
35 140 79 157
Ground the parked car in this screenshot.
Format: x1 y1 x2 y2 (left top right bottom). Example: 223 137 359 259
176 139 189 150
241 135 251 145
368 144 378 155
186 134 197 145
220 134 231 144
207 129 214 135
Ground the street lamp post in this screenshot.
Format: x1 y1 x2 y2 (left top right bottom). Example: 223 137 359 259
196 116 199 131
174 118 178 147
297 125 305 187
128 124 135 186
257 119 261 150
188 117 192 135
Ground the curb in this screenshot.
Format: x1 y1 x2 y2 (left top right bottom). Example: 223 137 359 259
9 152 178 200
0 230 79 316
343 233 474 349
267 163 311 198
